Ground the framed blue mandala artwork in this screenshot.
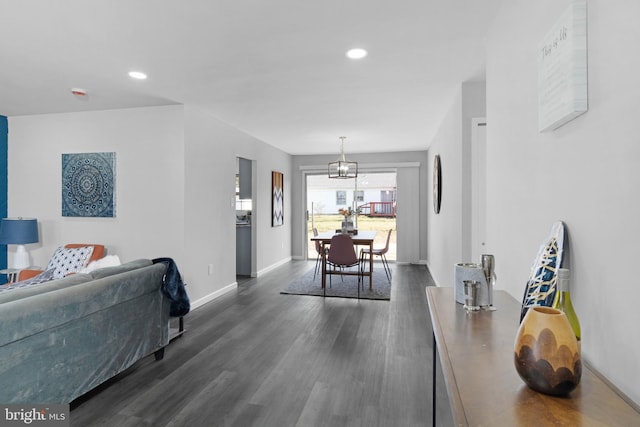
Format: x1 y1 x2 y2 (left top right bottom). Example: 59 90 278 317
62 152 116 217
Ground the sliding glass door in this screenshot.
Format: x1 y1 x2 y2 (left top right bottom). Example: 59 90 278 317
306 172 397 260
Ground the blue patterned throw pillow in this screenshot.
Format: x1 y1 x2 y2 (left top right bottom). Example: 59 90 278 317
0 269 56 293
46 246 95 279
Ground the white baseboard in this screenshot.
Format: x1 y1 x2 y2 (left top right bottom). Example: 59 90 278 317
394 260 428 266
189 257 292 311
256 256 292 277
190 282 238 311
424 260 444 287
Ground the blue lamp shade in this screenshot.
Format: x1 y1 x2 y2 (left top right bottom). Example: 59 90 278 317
0 218 39 245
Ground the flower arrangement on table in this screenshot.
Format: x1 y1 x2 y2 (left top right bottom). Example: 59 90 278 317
338 207 360 232
338 207 356 220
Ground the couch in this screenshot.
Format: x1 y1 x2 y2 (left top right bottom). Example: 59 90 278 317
0 258 170 404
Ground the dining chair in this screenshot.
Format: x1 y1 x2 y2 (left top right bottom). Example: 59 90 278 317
360 228 392 283
326 233 362 296
312 227 325 281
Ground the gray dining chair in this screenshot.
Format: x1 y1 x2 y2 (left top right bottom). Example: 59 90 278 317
326 233 362 297
360 228 392 283
312 227 326 281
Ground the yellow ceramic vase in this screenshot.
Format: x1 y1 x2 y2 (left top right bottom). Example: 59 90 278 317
514 306 582 396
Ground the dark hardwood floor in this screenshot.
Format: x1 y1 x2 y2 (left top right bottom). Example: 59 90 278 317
70 261 438 426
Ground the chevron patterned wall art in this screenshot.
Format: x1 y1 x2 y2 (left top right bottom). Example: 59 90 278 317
272 171 283 227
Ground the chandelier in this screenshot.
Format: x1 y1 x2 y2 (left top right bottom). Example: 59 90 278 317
328 136 358 179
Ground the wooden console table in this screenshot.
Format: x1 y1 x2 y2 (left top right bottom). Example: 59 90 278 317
426 287 640 426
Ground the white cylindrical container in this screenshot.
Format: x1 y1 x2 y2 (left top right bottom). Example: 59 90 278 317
454 263 489 305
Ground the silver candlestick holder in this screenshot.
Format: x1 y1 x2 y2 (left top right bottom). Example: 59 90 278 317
481 254 497 311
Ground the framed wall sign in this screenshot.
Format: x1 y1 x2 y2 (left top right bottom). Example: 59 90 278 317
538 1 588 132
272 171 284 226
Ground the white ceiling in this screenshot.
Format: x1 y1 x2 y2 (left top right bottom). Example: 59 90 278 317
0 0 503 155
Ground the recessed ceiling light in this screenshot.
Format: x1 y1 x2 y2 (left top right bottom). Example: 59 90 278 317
346 48 368 59
128 71 148 80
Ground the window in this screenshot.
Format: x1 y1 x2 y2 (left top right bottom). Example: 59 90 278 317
354 190 364 202
236 196 252 211
336 191 347 205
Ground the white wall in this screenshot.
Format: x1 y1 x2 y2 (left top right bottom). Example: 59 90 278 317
183 106 292 277
427 82 486 288
182 105 292 295
396 166 420 263
8 105 292 308
485 0 640 406
8 105 186 265
460 82 487 261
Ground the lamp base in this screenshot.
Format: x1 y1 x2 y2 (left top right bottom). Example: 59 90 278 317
12 245 31 270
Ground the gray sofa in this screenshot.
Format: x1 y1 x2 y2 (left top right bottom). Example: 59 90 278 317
0 259 170 404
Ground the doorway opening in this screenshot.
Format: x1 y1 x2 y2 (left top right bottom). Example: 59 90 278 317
306 172 397 261
236 157 255 278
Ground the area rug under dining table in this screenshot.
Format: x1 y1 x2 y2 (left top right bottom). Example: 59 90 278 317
281 266 392 300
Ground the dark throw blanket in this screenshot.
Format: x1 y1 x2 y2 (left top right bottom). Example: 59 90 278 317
152 257 190 317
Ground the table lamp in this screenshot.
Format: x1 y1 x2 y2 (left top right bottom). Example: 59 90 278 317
0 217 39 269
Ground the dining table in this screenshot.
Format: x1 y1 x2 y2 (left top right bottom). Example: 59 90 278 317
310 230 377 291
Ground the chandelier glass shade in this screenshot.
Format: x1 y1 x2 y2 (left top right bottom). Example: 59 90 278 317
328 137 358 179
